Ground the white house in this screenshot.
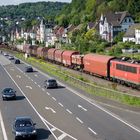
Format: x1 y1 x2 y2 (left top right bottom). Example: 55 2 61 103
99 11 134 42
123 23 140 43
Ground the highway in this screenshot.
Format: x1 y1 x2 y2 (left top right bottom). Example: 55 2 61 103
0 53 140 140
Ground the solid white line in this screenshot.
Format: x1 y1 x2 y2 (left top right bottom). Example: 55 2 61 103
0 111 8 140
66 109 72 114
52 97 56 101
58 102 63 107
88 127 97 135
58 133 67 140
76 117 83 124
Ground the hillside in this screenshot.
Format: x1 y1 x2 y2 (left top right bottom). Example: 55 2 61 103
0 2 67 20
57 0 140 26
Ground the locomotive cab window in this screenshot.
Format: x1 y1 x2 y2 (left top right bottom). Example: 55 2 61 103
116 64 137 73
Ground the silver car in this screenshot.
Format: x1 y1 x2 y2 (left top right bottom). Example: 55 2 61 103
44 79 58 88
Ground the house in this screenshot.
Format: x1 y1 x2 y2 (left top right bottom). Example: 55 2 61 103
123 23 140 43
99 11 134 42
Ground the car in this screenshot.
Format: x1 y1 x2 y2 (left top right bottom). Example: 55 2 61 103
3 52 9 56
12 116 37 140
25 66 33 72
8 56 14 60
44 78 58 88
2 88 16 100
15 59 20 64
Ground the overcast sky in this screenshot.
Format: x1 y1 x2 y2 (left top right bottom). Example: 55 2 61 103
0 0 72 6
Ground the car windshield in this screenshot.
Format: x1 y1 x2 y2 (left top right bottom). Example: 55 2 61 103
3 88 14 93
48 79 56 83
15 119 32 127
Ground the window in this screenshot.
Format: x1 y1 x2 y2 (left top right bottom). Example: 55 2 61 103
116 64 137 73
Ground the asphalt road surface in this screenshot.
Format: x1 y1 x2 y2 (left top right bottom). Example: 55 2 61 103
0 53 140 140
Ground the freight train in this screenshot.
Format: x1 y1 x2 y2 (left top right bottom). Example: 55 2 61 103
1 44 140 89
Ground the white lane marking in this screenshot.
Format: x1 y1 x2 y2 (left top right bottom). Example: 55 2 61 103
76 117 83 124
58 102 63 107
66 109 72 114
26 86 32 89
16 75 21 78
38 85 41 88
46 92 50 96
31 79 33 82
28 77 31 79
51 127 56 132
58 133 67 140
52 97 56 101
88 127 97 135
78 105 87 111
65 85 140 133
0 111 8 140
34 82 37 84
34 74 38 77
45 107 56 113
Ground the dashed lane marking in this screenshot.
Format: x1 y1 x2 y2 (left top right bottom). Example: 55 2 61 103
76 117 83 124
58 102 63 107
52 97 56 101
66 109 72 114
88 127 97 135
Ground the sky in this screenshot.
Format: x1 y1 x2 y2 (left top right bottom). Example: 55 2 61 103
0 0 72 6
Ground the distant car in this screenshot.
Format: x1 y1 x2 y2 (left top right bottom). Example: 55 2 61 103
15 59 20 64
2 88 16 100
8 56 14 60
3 52 9 56
25 66 33 72
44 78 58 88
12 116 37 140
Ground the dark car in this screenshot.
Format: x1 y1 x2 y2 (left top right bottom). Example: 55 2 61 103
15 59 20 64
12 116 37 140
44 78 58 88
2 88 16 100
25 66 33 72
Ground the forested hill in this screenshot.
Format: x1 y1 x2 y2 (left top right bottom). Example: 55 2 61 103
57 0 140 26
0 2 67 20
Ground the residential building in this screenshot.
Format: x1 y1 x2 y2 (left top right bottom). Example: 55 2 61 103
123 24 140 43
99 11 134 42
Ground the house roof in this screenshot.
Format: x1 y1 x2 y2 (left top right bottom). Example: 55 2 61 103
124 23 140 37
104 11 131 26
